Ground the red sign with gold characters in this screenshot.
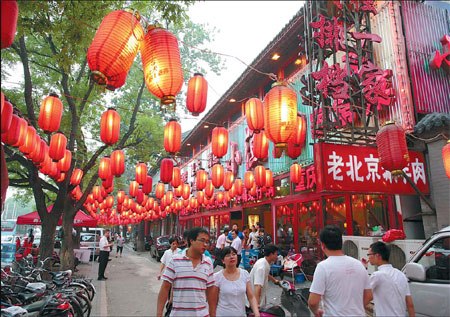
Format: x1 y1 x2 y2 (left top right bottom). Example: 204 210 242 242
314 143 429 194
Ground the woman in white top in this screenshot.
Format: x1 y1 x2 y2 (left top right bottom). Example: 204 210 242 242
157 237 179 280
210 247 260 317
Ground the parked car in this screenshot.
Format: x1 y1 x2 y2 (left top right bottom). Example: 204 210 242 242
133 235 153 251
79 232 100 261
403 226 450 317
150 235 171 261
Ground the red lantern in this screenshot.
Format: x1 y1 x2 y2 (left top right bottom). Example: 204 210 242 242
223 171 234 191
142 176 153 194
182 183 191 200
160 158 174 184
196 191 205 205
253 131 269 159
49 132 67 161
186 73 208 116
129 180 139 197
135 162 148 185
117 190 126 205
98 157 112 180
171 166 182 188
141 26 183 106
205 180 214 198
290 162 301 184
376 122 409 175
164 119 181 154
100 108 120 146
234 178 243 196
196 168 207 190
87 10 143 86
291 114 307 147
57 150 72 173
263 82 297 147
442 140 450 179
38 94 63 133
106 71 128 91
155 182 165 199
245 97 264 133
29 138 46 165
244 171 255 190
1 0 18 49
211 163 224 188
254 165 266 187
212 126 228 158
70 168 83 186
1 100 12 133
19 125 37 155
265 169 273 187
110 149 125 177
287 142 302 159
174 185 183 198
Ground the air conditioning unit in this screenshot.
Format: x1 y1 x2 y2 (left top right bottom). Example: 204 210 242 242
387 239 424 270
343 236 379 273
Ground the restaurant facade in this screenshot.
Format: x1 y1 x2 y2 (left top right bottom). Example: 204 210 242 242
147 0 449 271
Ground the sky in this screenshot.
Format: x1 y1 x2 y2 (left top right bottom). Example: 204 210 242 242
180 1 304 131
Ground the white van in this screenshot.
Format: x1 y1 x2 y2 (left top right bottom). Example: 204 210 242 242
403 226 450 317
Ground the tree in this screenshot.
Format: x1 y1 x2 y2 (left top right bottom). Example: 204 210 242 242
1 0 223 270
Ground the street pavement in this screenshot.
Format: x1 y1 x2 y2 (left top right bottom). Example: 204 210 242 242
74 243 312 316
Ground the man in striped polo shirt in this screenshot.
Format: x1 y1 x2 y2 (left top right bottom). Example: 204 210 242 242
157 227 215 317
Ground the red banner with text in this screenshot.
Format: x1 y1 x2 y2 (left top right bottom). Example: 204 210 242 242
314 143 429 194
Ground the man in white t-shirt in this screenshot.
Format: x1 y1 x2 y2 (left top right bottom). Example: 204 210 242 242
365 241 415 317
249 244 280 307
308 225 371 317
230 230 243 267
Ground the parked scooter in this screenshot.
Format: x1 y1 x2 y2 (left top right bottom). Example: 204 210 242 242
279 280 312 317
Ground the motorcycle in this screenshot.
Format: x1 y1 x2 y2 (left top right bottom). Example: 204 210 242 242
247 305 286 317
279 280 312 317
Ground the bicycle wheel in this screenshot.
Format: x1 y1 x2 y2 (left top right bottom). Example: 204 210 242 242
74 291 91 317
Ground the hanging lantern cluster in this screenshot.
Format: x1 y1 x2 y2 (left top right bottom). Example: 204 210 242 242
376 122 409 175
186 73 208 116
87 10 144 88
263 82 297 148
141 25 183 107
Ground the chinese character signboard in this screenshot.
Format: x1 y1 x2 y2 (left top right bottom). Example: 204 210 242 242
314 143 429 194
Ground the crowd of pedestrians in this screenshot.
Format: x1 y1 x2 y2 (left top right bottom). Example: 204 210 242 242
155 225 416 317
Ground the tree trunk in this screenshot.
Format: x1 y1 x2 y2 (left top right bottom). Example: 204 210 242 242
137 222 145 252
60 203 76 270
39 214 59 269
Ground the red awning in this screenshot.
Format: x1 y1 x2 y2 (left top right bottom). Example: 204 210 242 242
16 205 97 227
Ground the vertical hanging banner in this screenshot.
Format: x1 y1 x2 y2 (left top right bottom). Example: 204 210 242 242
314 143 429 194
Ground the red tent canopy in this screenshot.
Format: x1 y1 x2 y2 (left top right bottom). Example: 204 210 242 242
16 205 97 227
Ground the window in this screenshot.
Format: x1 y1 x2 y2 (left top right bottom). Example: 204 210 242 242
351 194 389 237
275 204 294 256
323 196 346 233
417 237 450 281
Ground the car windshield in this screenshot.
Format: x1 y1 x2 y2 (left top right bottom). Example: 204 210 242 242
158 237 170 245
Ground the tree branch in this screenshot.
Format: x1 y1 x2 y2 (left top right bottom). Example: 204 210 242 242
76 56 88 84
29 58 62 74
118 79 146 149
18 36 37 127
81 144 108 177
46 35 79 151
79 80 95 116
